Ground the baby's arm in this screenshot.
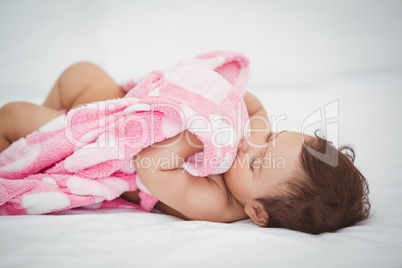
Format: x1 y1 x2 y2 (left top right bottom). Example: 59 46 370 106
132 92 267 221
134 130 246 222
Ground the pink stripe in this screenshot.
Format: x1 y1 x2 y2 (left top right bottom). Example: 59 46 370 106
158 80 219 117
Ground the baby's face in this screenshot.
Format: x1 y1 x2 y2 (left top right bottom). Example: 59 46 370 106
223 131 313 206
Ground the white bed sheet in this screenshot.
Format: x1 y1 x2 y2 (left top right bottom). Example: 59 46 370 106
1 1 402 267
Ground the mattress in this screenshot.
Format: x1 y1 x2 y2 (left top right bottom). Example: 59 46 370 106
0 1 401 267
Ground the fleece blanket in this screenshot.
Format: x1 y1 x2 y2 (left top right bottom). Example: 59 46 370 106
0 51 250 215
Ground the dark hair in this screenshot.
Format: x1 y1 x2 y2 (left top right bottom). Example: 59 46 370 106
258 132 371 234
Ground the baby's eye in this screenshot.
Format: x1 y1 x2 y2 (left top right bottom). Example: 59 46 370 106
266 132 273 143
250 156 258 170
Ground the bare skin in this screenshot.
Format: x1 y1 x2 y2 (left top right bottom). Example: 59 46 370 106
0 62 125 151
0 62 306 225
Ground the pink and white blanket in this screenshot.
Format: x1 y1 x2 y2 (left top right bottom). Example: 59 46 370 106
0 51 250 215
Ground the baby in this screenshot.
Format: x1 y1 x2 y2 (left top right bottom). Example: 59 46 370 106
0 62 371 234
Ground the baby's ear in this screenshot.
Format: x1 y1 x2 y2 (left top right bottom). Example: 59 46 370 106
244 201 269 227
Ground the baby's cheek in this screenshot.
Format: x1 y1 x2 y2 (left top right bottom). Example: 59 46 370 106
261 152 288 170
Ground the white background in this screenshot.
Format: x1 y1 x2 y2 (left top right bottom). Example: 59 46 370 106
1 0 401 100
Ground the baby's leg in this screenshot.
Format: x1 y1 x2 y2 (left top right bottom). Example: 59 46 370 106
1 62 125 152
43 62 125 111
0 102 62 152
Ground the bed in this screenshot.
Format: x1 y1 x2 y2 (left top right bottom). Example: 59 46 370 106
0 0 401 267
